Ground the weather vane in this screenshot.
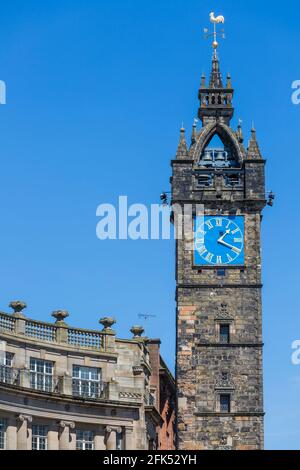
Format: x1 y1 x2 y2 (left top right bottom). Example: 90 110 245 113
203 12 225 56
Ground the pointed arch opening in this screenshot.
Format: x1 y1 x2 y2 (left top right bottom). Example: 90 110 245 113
198 126 241 169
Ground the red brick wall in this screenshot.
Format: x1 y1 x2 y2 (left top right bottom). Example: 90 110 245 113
148 340 176 450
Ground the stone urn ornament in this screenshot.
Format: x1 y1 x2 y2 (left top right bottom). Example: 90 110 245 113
52 310 69 325
9 300 27 317
130 325 145 338
99 317 116 332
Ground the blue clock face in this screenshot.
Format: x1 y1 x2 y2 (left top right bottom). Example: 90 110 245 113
194 215 244 266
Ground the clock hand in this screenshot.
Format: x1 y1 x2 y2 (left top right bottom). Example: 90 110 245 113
217 229 230 244
217 229 241 253
218 239 241 253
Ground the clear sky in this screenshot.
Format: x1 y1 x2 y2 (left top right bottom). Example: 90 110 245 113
0 0 299 449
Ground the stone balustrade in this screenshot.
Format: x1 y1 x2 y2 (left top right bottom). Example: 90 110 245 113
0 310 111 351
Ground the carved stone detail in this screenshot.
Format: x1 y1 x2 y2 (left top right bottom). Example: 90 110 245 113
215 303 234 321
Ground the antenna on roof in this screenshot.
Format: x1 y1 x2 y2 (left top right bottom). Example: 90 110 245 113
138 313 156 321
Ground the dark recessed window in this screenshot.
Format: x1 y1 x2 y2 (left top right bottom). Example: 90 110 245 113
196 174 213 188
225 173 241 187
216 268 226 277
220 394 231 413
220 324 230 344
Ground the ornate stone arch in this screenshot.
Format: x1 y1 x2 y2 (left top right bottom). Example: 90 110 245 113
191 122 246 166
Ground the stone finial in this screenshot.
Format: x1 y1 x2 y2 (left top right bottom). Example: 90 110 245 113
191 119 198 144
226 72 232 89
237 119 244 143
200 73 206 89
176 126 189 159
52 310 69 325
9 300 27 317
99 317 116 332
130 325 145 338
247 125 262 159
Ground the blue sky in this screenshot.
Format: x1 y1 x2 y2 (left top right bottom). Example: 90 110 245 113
0 0 299 449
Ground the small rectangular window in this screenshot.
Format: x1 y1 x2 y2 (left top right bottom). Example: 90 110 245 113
220 394 231 413
72 366 102 399
30 358 53 392
0 353 15 385
220 324 230 344
76 430 94 450
196 174 213 188
216 268 226 277
32 424 47 450
4 352 14 367
116 429 124 451
0 419 7 450
225 173 241 187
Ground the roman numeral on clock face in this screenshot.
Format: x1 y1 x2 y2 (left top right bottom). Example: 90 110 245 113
198 246 207 256
216 256 222 264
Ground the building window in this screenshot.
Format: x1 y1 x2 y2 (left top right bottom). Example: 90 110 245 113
116 430 124 450
2 352 13 367
196 173 214 188
219 324 230 344
76 430 94 450
220 394 231 413
0 419 7 450
0 352 14 384
30 358 53 392
32 425 47 450
72 366 102 399
216 268 226 277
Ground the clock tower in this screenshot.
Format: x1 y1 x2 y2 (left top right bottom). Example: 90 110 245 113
171 23 266 450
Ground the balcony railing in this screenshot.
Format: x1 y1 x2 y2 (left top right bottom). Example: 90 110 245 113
29 372 62 393
0 365 144 406
0 366 109 400
72 378 108 400
0 311 107 351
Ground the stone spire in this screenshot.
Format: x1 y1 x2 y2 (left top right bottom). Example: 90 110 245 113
209 53 223 89
247 125 262 159
176 126 189 159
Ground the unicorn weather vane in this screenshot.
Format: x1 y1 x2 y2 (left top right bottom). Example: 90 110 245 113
203 12 225 56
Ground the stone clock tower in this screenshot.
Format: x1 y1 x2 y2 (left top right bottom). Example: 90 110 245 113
171 27 266 450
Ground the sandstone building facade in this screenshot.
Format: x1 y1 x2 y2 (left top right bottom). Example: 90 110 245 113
0 301 175 450
172 49 266 449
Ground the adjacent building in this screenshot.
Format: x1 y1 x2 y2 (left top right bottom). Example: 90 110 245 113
0 301 175 450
